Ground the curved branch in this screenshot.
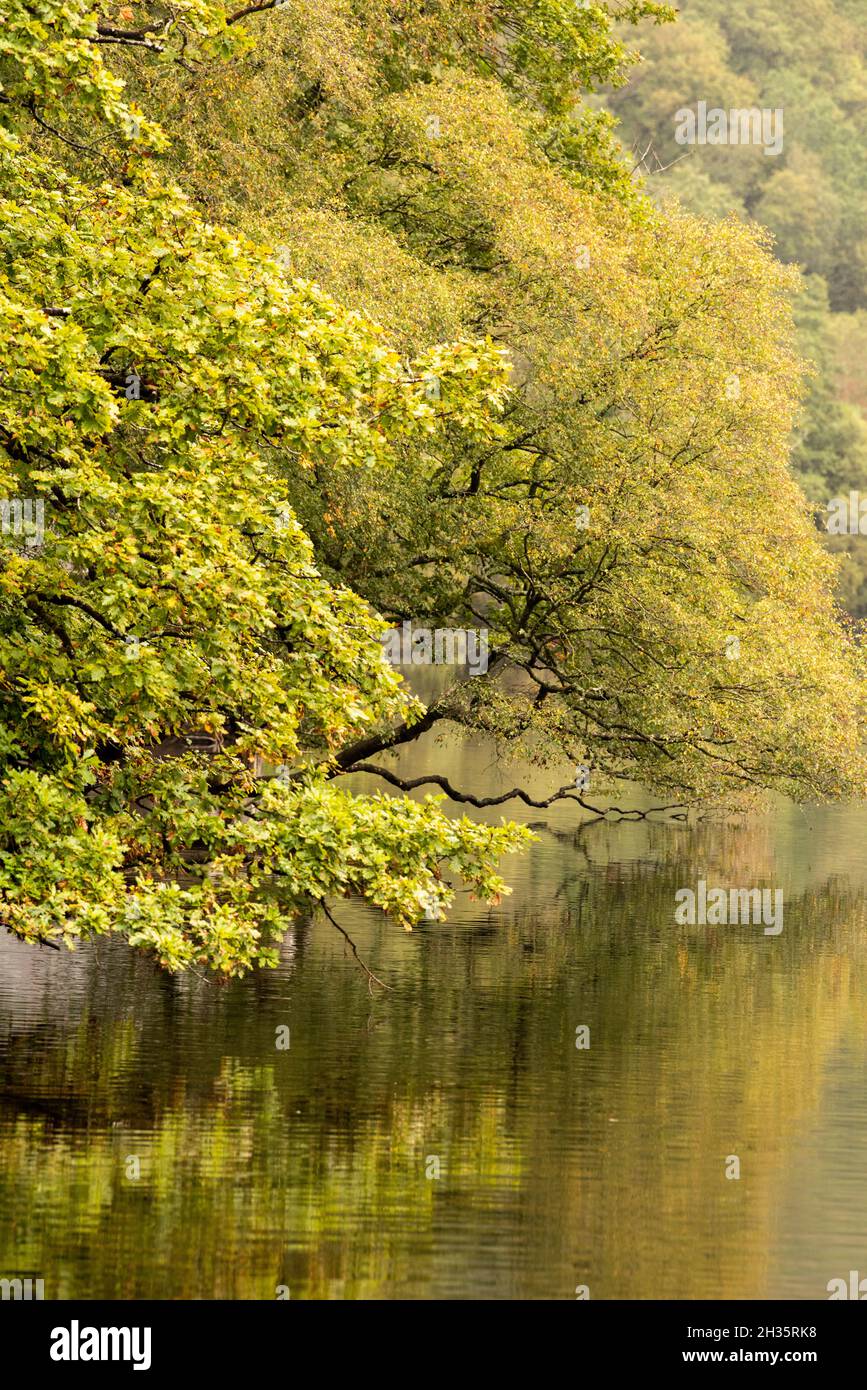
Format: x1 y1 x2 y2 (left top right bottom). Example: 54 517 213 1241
347 761 582 808
31 592 124 638
331 704 446 771
92 33 166 50
344 761 688 820
226 1 280 22
319 900 389 993
90 1 306 54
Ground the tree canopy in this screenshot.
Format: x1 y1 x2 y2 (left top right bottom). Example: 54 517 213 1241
2 0 865 977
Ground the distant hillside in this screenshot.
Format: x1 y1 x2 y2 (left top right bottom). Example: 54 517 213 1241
607 0 867 617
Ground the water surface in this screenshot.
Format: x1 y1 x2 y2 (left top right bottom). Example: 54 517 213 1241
2 736 866 1299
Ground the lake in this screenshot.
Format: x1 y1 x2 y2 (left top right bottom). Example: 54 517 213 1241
2 731 867 1299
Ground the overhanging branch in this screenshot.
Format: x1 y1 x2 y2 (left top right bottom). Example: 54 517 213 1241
344 761 688 821
318 899 389 993
331 704 446 771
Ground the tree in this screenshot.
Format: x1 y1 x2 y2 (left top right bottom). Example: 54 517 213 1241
0 0 530 975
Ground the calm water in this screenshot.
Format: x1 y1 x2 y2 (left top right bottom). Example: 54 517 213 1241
2 733 867 1300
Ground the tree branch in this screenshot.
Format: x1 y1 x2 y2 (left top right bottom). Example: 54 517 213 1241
318 899 389 993
226 0 280 22
31 592 124 638
344 761 688 820
331 704 446 771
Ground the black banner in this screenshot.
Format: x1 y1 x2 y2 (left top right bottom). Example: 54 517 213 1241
2 1299 863 1376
